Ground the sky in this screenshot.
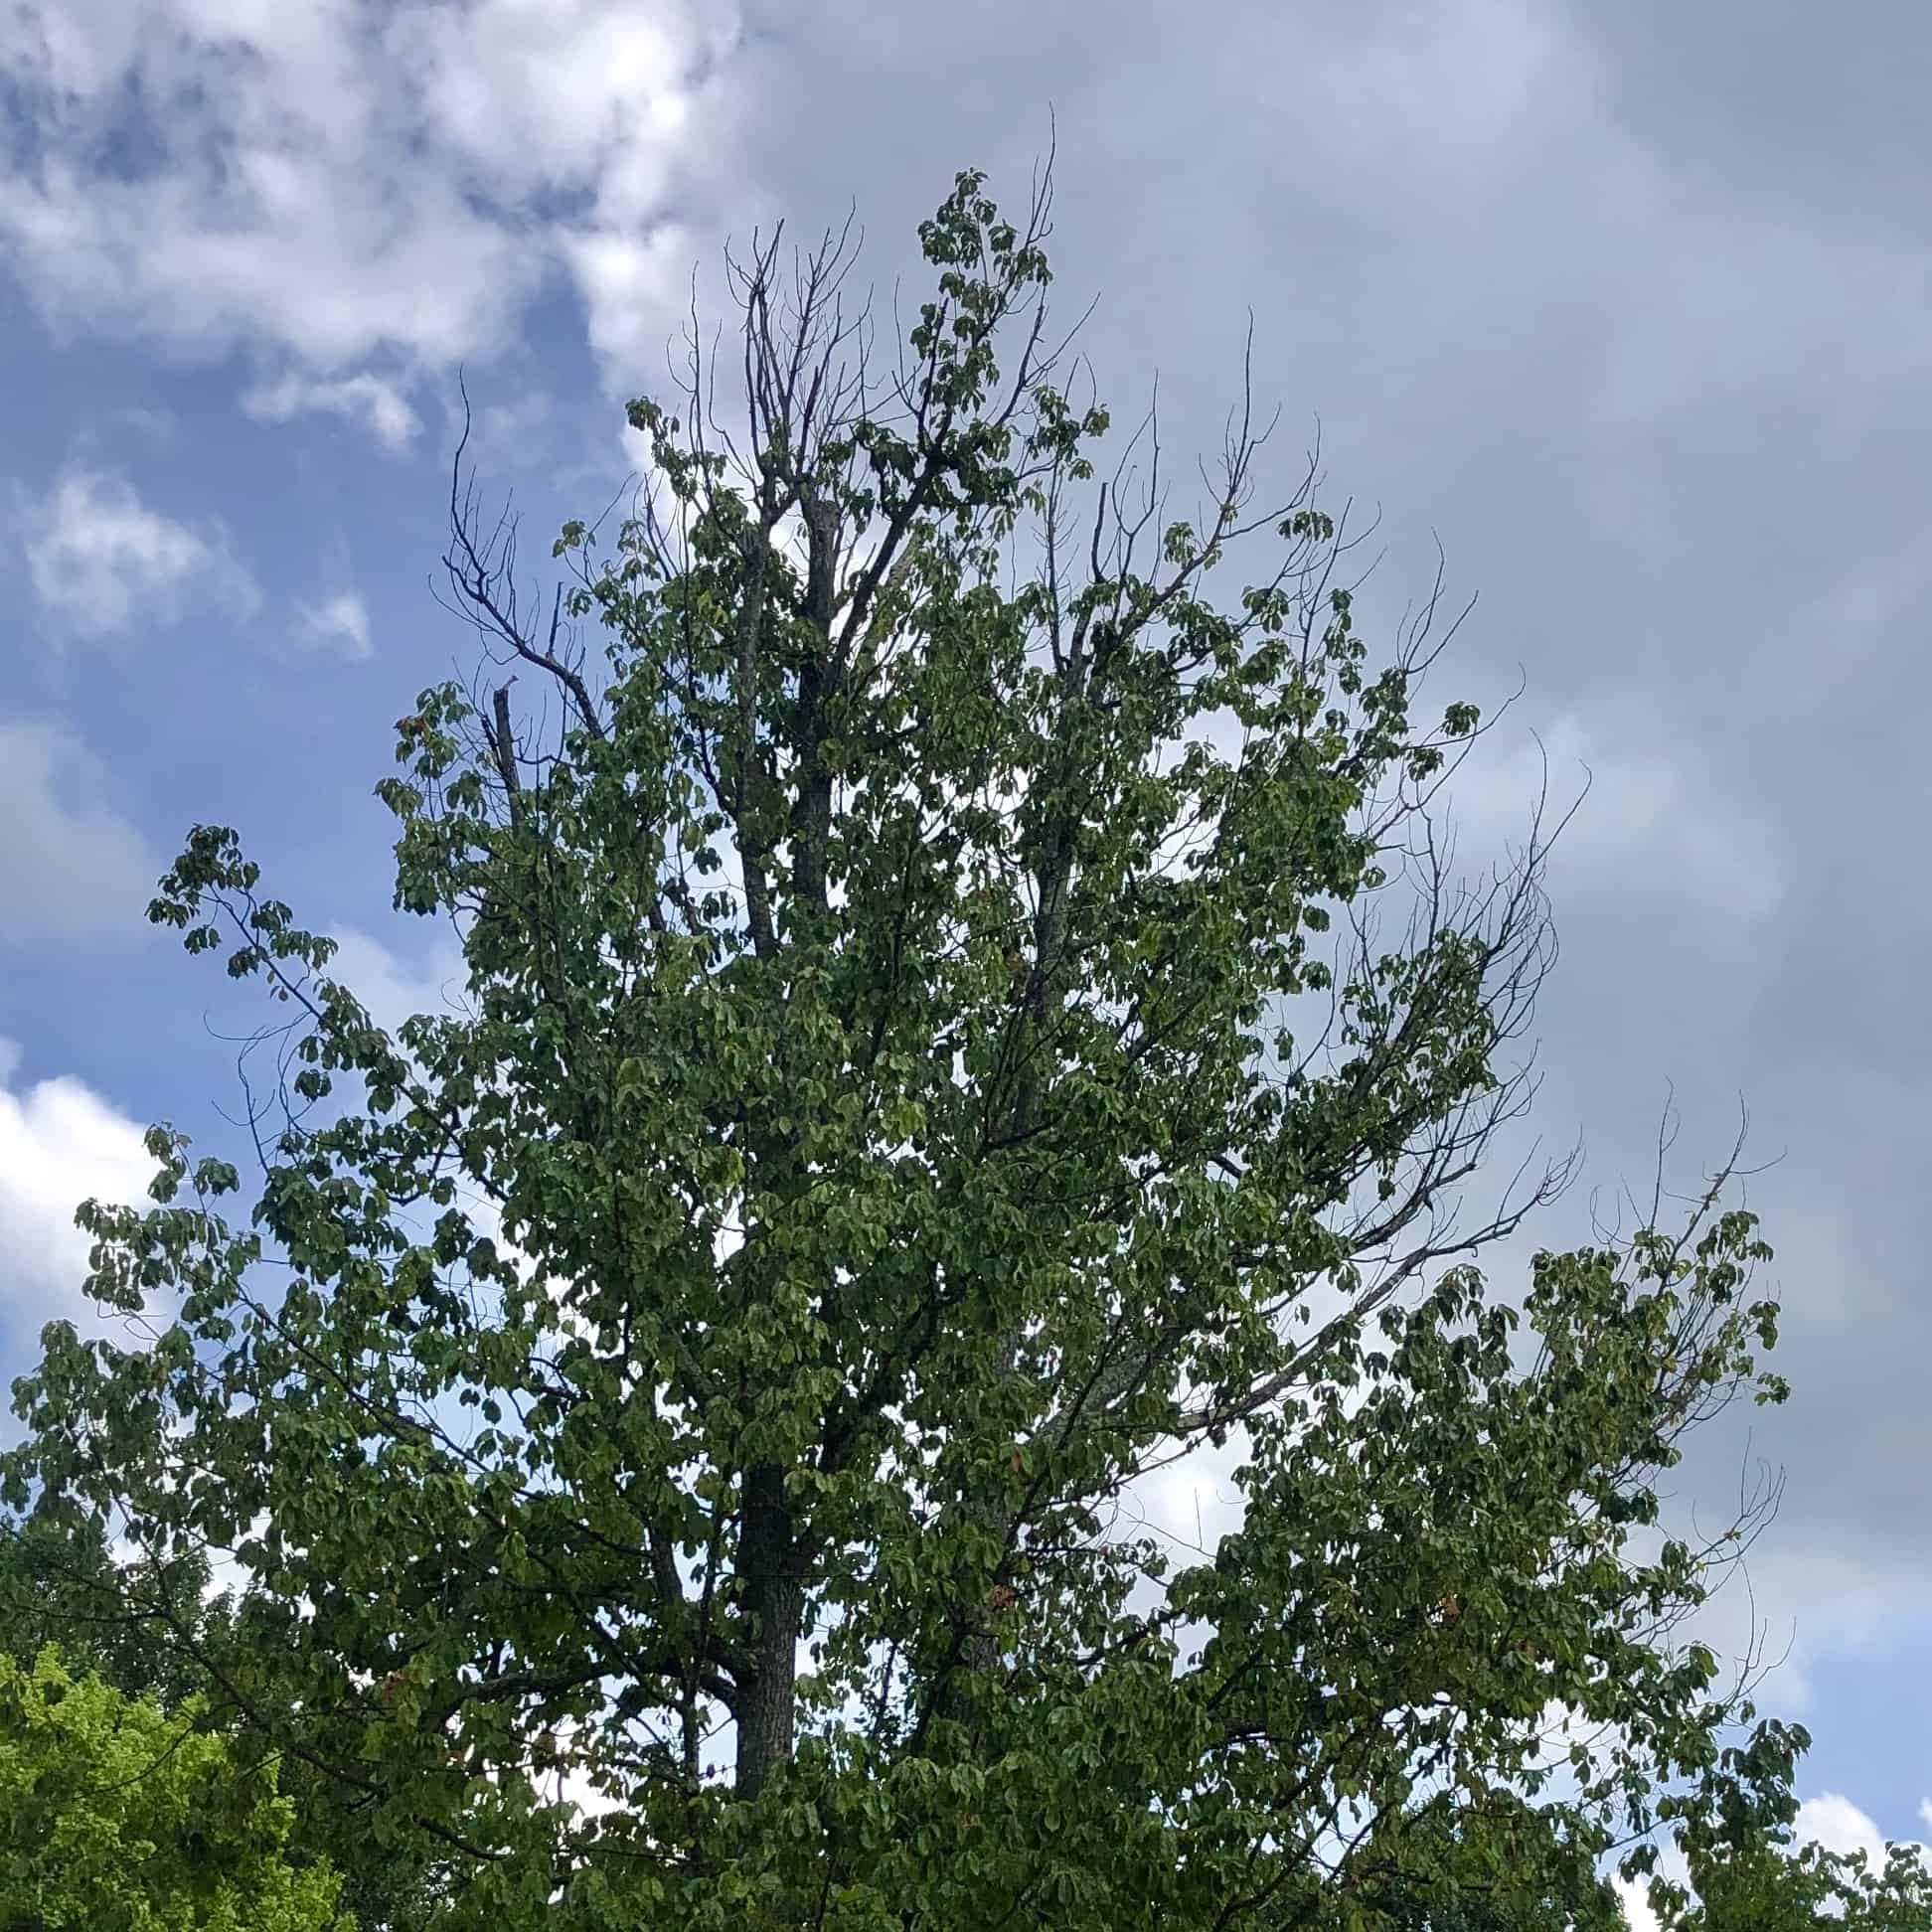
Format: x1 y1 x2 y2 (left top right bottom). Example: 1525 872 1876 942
1 0 1927 1912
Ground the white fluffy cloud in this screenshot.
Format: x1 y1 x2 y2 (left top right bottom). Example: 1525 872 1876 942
0 1046 155 1356
322 926 468 1039
243 372 421 451
0 717 157 943
1794 1789 1926 1874
0 0 746 435
14 467 260 638
292 591 374 661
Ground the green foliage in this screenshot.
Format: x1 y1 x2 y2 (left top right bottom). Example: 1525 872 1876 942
1355 1791 1624 1929
1665 1837 1932 1932
0 1505 223 1708
0 1509 448 1931
0 1646 350 1930
1635 1726 1932 1929
5 166 1810 1927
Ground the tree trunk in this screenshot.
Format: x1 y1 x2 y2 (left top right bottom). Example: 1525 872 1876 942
734 1459 803 1798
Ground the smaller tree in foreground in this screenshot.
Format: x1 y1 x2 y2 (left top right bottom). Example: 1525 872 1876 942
0 1646 352 1931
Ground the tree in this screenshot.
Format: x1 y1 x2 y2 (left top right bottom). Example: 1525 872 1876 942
0 1504 221 1707
1675 1835 1932 1932
0 1646 351 1931
1634 1726 1932 1931
1357 1792 1625 1929
6 164 1798 1928
0 1508 450 1931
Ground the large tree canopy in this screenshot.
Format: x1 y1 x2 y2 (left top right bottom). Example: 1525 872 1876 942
5 166 1813 1928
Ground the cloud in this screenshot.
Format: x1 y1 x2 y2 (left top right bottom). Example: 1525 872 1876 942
0 1046 155 1357
13 467 259 638
68 405 177 456
1611 1874 1661 1932
243 372 421 451
0 718 157 943
322 926 468 1040
560 220 702 389
1793 1790 1923 1873
292 591 374 661
1445 709 1781 922
0 0 748 428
